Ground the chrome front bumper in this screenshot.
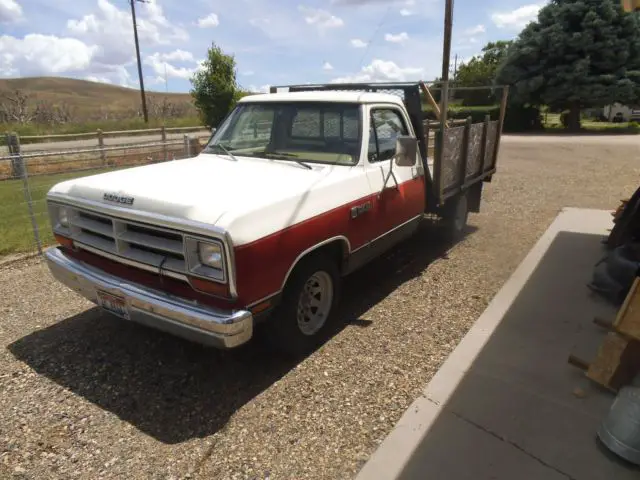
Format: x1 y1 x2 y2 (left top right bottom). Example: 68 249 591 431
45 247 253 348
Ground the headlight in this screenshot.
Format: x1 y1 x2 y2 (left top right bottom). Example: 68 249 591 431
198 242 223 269
58 207 69 228
185 237 227 283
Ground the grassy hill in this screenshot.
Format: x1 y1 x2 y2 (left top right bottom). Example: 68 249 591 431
0 77 200 135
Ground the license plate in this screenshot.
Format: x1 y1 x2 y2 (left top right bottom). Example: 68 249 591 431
96 290 130 320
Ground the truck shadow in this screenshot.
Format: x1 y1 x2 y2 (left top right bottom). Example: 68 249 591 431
7 223 475 444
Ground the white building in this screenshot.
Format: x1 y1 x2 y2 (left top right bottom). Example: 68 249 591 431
603 103 640 122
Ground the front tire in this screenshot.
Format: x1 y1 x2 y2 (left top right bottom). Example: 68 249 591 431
267 253 341 356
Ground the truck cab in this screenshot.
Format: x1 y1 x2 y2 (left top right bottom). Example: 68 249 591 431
44 82 506 355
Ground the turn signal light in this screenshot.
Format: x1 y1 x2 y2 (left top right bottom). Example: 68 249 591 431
189 276 231 298
250 300 272 314
55 234 74 249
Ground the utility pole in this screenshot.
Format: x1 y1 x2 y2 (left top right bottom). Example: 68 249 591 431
439 0 454 133
130 0 149 123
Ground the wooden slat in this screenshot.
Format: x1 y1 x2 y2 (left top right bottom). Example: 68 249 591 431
613 277 640 340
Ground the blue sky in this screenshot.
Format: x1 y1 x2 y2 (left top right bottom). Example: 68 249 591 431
0 0 545 93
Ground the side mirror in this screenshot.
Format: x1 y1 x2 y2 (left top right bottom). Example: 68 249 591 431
395 135 417 167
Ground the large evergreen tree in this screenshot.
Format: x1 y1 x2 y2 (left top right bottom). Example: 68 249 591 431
496 0 640 130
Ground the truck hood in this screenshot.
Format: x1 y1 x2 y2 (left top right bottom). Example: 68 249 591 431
48 153 335 227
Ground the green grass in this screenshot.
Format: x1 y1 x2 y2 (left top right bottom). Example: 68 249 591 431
542 113 640 134
0 168 113 255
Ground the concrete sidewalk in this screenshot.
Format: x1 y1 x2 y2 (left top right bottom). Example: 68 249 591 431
357 208 640 480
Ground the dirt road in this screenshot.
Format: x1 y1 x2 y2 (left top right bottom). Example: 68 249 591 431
1 135 639 479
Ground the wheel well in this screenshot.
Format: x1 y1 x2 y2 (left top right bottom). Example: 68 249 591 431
281 238 350 290
315 239 349 273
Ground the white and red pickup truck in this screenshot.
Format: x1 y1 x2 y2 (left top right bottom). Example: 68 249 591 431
44 82 507 355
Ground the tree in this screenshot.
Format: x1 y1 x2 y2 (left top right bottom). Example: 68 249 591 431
190 42 239 128
496 0 640 131
455 41 513 105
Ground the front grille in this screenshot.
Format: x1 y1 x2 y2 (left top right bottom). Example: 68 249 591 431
64 207 188 278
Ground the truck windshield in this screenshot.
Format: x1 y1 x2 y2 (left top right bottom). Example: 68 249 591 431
203 101 362 166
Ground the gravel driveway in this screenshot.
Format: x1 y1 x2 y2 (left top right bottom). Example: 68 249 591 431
1 135 639 479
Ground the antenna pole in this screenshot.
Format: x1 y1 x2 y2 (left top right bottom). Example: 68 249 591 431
130 0 149 123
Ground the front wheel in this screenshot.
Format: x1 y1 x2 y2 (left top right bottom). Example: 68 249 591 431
266 254 341 356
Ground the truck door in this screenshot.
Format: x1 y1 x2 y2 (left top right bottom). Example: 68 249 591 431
365 105 426 243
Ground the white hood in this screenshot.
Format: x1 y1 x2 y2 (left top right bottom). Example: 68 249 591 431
48 153 370 245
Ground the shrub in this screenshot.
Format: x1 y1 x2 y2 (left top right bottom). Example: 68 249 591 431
503 105 543 132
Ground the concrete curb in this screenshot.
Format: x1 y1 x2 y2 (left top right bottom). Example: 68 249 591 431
355 207 612 480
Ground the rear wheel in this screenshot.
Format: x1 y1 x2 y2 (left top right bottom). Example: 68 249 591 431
443 192 469 241
266 253 341 356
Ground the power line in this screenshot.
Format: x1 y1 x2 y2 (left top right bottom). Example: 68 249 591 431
130 0 149 123
356 6 392 71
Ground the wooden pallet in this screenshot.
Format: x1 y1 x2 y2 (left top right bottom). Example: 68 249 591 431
569 277 640 391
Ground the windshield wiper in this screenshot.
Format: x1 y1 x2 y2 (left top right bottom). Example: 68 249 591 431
258 150 312 170
213 143 239 162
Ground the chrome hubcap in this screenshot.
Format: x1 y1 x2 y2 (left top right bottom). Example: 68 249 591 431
297 271 333 336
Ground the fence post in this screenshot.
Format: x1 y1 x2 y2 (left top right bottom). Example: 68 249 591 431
184 134 191 157
161 126 167 162
8 133 42 255
7 132 24 178
97 129 106 165
189 136 201 155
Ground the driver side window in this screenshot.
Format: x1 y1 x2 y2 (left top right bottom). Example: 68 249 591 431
367 108 408 163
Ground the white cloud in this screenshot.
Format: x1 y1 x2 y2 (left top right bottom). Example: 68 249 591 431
332 59 422 83
350 38 367 48
464 24 485 35
400 8 413 16
385 32 409 43
85 75 112 84
249 17 270 27
0 34 96 76
67 0 187 66
322 61 334 71
197 13 219 28
157 49 195 62
0 0 22 23
247 84 271 93
299 6 344 29
491 4 542 29
144 52 197 80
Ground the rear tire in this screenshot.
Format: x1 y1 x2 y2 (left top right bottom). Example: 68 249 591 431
266 253 341 356
443 192 469 241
